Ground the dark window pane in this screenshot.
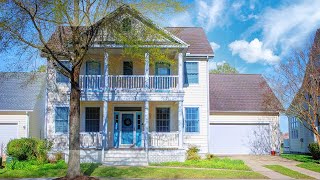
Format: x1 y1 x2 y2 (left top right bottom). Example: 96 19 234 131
85 107 100 132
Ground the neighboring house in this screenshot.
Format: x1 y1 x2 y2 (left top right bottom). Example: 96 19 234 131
287 117 316 153
287 29 320 154
209 74 282 155
0 72 46 155
44 5 212 165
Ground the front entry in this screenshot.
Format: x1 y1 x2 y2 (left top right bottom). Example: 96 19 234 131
121 114 134 145
113 110 142 148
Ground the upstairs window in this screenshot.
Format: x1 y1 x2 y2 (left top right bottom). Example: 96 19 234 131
55 107 69 133
185 107 199 132
56 61 71 83
184 62 199 84
290 117 299 139
86 61 101 75
155 62 171 75
123 61 133 75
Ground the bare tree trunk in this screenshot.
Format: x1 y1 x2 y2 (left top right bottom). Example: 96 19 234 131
67 65 81 178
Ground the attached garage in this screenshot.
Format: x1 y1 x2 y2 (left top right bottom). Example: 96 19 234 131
0 72 46 155
0 123 18 148
209 74 282 155
209 123 271 155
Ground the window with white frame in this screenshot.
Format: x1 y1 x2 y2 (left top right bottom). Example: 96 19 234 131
86 61 101 75
156 108 170 132
55 107 69 133
56 60 71 83
185 107 199 132
290 117 299 139
85 107 100 132
184 62 199 84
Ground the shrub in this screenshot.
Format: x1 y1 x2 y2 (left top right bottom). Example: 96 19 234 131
6 138 52 162
186 146 201 160
308 143 320 160
206 153 215 160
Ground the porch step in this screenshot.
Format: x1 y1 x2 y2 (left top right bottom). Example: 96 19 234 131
103 149 148 166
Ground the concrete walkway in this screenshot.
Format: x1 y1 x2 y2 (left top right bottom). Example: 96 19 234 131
229 155 320 179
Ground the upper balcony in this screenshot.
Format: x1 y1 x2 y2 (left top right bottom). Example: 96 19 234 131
78 51 184 101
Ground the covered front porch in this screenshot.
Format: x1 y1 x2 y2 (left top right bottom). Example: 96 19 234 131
52 101 183 150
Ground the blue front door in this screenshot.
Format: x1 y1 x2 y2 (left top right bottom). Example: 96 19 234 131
121 114 134 145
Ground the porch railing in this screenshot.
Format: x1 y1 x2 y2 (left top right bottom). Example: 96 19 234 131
148 131 179 148
79 75 179 91
80 132 103 149
52 132 102 149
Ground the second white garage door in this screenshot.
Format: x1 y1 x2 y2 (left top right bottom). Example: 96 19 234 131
209 123 271 155
0 123 18 152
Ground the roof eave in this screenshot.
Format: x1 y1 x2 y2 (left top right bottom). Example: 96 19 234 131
186 53 214 58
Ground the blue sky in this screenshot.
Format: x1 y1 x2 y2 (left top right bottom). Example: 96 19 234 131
163 0 320 74
162 0 320 132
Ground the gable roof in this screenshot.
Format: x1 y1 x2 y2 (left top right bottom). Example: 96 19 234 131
166 27 213 55
0 72 46 111
45 6 213 56
209 74 282 113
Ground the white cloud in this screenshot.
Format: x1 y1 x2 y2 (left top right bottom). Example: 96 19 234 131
168 12 194 27
209 60 226 70
229 38 280 64
210 42 220 51
197 0 225 32
231 1 244 11
253 0 320 56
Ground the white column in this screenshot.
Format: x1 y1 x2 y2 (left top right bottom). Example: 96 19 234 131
178 101 183 148
145 52 150 89
144 101 149 149
104 51 109 91
178 53 183 91
101 100 108 161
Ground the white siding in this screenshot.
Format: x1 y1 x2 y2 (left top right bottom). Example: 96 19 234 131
183 59 209 153
29 84 46 138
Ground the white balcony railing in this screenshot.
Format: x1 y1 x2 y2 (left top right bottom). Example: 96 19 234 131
148 131 179 148
108 75 145 89
149 75 178 90
80 75 103 91
79 75 179 91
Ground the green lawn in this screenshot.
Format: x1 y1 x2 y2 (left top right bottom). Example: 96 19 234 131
151 158 251 171
265 165 314 179
297 162 320 173
0 160 266 179
281 154 319 163
91 166 266 179
281 154 320 173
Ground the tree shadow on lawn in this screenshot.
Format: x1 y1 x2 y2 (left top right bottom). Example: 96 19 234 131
81 163 101 176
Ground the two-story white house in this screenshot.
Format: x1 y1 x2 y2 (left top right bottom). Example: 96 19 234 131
44 5 212 165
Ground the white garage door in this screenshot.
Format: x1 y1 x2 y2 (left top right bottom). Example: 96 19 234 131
0 123 18 153
209 123 271 155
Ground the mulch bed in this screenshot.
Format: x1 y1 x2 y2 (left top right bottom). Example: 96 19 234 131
54 176 99 180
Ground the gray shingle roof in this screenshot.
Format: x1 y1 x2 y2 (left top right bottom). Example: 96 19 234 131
165 27 214 55
0 72 46 111
209 74 282 113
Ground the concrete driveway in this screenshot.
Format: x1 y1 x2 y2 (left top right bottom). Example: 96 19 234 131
229 155 320 179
